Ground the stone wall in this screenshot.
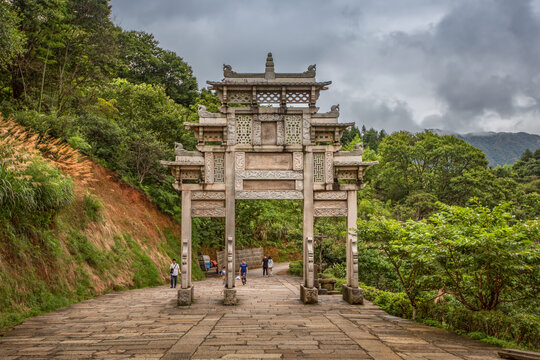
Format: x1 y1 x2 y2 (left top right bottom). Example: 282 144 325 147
216 247 264 271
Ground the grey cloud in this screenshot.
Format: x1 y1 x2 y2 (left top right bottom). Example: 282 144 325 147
110 0 540 134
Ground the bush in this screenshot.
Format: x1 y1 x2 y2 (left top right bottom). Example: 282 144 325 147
360 283 540 350
288 260 302 277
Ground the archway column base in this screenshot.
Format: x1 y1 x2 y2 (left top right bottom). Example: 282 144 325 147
300 285 318 304
223 288 238 305
177 286 194 306
342 285 363 305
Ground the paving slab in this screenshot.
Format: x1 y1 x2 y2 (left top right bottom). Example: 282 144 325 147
0 263 501 359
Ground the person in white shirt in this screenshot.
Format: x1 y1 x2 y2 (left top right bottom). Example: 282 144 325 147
268 256 274 276
170 259 180 288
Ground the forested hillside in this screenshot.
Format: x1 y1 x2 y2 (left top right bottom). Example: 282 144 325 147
431 129 540 166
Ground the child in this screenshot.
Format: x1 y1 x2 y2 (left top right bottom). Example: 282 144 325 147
220 266 226 285
239 259 248 285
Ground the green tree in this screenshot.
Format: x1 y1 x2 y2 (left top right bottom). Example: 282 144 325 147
0 1 26 71
358 219 433 319
375 131 490 210
118 31 198 106
427 201 540 311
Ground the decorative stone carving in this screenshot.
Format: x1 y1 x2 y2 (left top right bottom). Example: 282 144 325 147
226 236 234 288
235 152 245 171
192 208 226 217
285 115 302 145
205 153 214 183
286 90 310 104
252 120 261 145
192 200 224 209
304 64 316 77
258 114 281 121
314 208 348 217
181 236 189 282
228 115 236 145
257 90 281 104
235 178 243 191
192 191 225 200
198 104 215 118
314 191 347 200
306 236 314 288
236 115 252 144
313 153 325 183
228 91 252 104
325 152 334 183
296 180 303 191
235 170 303 180
236 191 303 200
213 153 225 183
293 152 303 170
302 115 311 145
276 120 284 145
223 64 237 77
181 170 202 180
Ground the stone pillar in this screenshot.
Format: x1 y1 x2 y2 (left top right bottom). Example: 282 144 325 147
178 189 193 306
343 190 363 305
224 151 237 305
301 150 318 304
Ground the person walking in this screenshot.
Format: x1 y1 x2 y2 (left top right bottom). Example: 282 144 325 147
170 259 180 288
261 255 269 277
239 259 248 285
268 256 274 277
220 266 226 286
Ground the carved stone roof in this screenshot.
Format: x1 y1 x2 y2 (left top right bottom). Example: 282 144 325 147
208 53 331 88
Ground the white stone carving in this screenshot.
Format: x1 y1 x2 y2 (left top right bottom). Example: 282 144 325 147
325 152 334 183
276 120 284 145
285 115 302 145
302 115 311 145
293 152 303 170
192 208 226 217
235 170 303 180
258 113 280 122
236 191 303 200
296 180 303 191
314 191 347 200
314 208 348 217
235 152 245 171
235 178 243 191
205 152 214 183
228 115 236 145
192 191 225 200
253 120 261 145
306 236 314 288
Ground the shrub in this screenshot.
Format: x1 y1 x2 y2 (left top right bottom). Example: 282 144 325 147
288 260 302 277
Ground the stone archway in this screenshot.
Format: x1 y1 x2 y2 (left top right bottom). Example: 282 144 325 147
162 53 377 306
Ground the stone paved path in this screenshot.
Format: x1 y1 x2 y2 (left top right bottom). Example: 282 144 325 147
0 263 501 359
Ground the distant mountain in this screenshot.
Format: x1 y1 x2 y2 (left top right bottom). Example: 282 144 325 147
428 130 540 166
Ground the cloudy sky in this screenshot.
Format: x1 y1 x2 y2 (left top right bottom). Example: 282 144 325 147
110 0 540 134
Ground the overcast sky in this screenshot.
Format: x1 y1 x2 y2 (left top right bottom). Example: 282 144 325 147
110 0 540 134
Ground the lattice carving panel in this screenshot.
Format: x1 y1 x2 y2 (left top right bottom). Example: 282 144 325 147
228 91 252 104
257 91 281 104
313 152 325 183
285 116 302 145
286 91 310 103
236 115 253 144
213 153 225 183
